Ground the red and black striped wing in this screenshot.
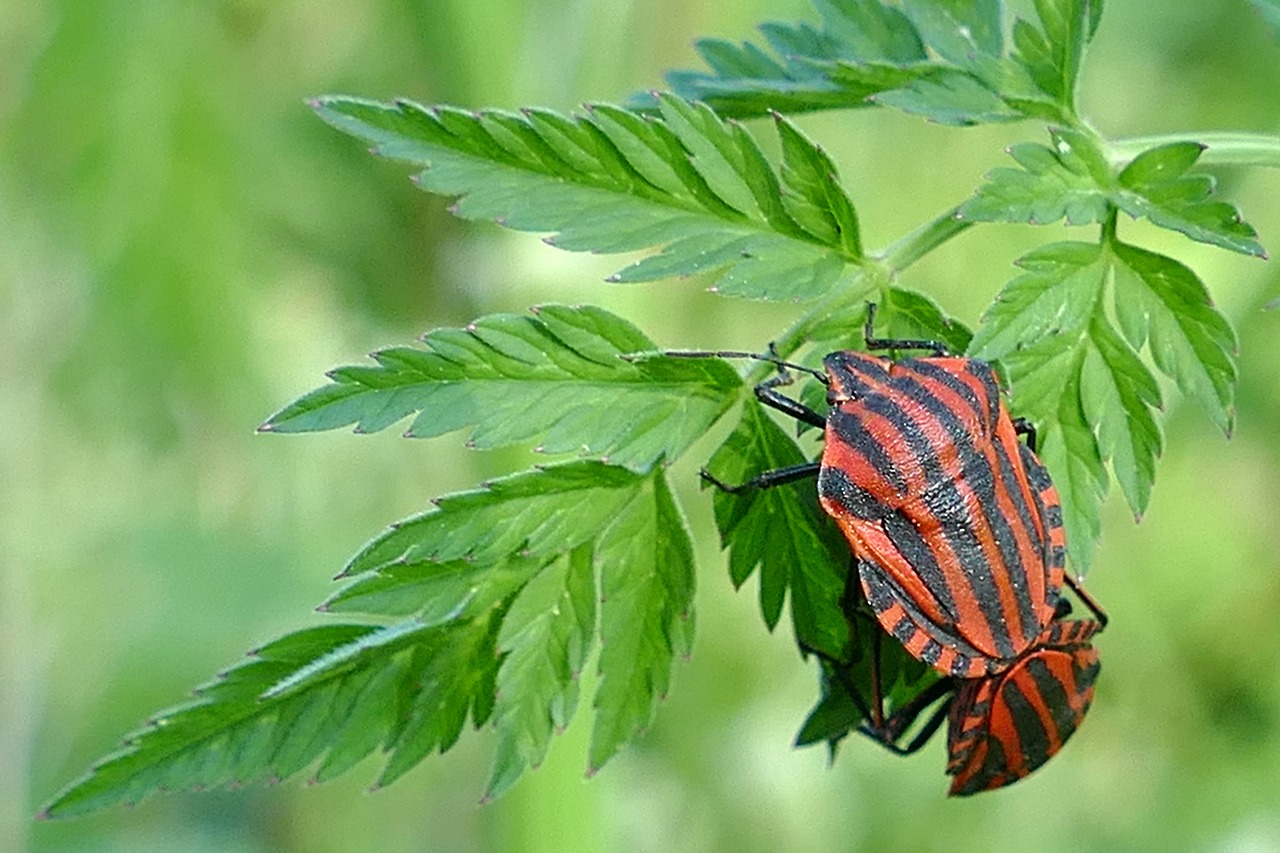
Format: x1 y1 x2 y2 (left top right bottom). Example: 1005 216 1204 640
817 351 1063 677
945 619 1102 796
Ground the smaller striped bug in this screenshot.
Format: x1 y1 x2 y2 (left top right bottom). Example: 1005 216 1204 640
804 585 1106 796
692 304 1066 678
945 615 1102 795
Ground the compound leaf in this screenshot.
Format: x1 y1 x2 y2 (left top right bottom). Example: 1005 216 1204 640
1115 142 1265 257
343 461 644 576
485 546 596 801
40 620 498 818
959 128 1112 226
966 134 1265 257
590 471 696 772
704 401 850 659
313 95 860 302
648 0 1090 125
261 305 742 474
971 238 1239 568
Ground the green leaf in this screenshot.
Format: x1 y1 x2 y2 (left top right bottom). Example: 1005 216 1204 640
774 114 862 257
871 65 1024 126
642 0 928 118
1115 142 1266 257
967 133 1266 257
970 238 1239 569
1079 314 1162 516
959 128 1112 225
1110 242 1239 433
1031 351 1108 572
39 620 498 818
902 0 1003 70
877 287 974 354
375 615 505 787
313 95 860 302
645 0 1079 125
589 471 696 772
261 305 742 474
323 556 548 623
1012 0 1102 110
968 241 1107 361
705 401 850 659
795 613 938 753
486 546 596 801
342 461 645 576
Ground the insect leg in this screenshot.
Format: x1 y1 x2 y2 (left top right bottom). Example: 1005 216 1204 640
1013 417 1038 452
857 676 956 755
1063 573 1109 628
699 463 821 493
862 302 950 357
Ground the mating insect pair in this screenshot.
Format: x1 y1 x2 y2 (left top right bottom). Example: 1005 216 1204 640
687 303 1107 795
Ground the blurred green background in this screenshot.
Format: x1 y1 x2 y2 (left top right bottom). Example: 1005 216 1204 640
5 1 1280 850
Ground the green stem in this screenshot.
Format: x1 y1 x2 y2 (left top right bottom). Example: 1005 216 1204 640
878 206 973 273
741 204 976 385
1108 132 1280 168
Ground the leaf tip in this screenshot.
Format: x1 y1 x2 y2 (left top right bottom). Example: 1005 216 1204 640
315 603 330 613
604 274 621 283
256 422 275 433
306 97 324 111
34 809 51 822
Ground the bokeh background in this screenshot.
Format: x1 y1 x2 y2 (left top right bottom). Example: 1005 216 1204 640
5 1 1280 850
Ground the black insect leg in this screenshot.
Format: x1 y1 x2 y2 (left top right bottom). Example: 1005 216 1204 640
749 346 827 429
857 677 955 756
852 626 955 755
700 350 828 492
1063 573 1109 628
1013 417 1038 452
862 302 950 357
700 462 821 494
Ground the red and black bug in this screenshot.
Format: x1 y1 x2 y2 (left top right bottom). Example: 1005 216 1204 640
944 614 1102 795
808 583 1106 796
700 304 1065 678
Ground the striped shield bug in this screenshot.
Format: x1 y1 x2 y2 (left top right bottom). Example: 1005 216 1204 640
697 303 1065 678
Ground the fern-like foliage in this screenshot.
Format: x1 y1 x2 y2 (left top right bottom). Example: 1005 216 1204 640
313 93 863 301
41 0 1269 819
645 0 1104 124
261 305 741 473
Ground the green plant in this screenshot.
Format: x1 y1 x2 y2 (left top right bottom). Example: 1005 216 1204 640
40 0 1275 817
